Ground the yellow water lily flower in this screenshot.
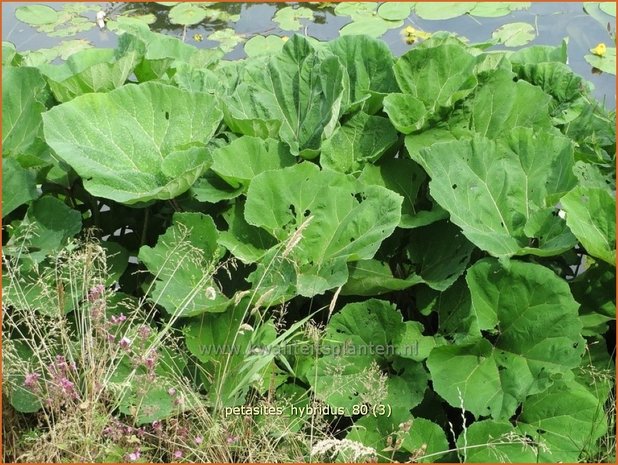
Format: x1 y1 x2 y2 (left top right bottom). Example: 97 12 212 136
400 25 431 44
193 33 203 42
282 36 289 42
591 43 607 57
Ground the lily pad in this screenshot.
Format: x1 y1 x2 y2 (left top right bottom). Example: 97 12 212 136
340 17 402 38
585 47 616 75
15 5 59 26
169 3 207 25
414 2 475 20
600 2 616 16
492 22 536 47
469 2 530 18
207 28 244 53
334 2 379 20
377 2 414 21
244 35 285 57
273 6 314 31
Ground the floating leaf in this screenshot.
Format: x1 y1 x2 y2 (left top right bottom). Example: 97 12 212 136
15 5 59 25
585 46 616 75
334 2 378 20
43 82 223 204
469 2 530 18
207 28 244 53
414 2 474 20
377 2 414 21
492 22 536 47
599 2 616 16
272 6 313 31
340 17 401 38
168 3 207 25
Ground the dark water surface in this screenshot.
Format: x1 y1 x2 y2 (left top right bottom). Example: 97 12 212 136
3 2 616 107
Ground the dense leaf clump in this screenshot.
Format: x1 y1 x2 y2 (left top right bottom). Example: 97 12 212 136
2 24 615 463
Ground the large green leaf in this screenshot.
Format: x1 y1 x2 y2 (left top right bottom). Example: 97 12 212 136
310 300 428 415
210 136 295 190
320 112 398 174
39 39 142 102
138 212 228 317
462 379 607 462
218 201 278 264
410 130 577 258
428 259 584 419
244 163 403 297
388 43 477 120
516 62 587 103
347 414 448 463
184 306 277 407
406 221 475 291
2 67 51 159
326 35 398 113
561 187 616 265
468 70 552 138
2 158 39 217
358 157 427 228
43 82 223 204
342 259 423 296
518 379 607 462
5 196 82 265
224 35 348 159
571 262 616 335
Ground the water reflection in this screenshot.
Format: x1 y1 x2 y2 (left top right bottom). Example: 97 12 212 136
2 1 615 106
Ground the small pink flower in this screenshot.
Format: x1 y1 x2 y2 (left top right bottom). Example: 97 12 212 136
226 435 238 444
152 420 162 433
23 372 40 391
110 313 127 325
194 436 203 445
137 325 151 339
119 337 132 350
173 450 183 459
167 387 176 397
127 449 141 461
88 284 105 302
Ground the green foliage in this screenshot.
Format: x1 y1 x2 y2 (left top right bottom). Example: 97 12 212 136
2 27 615 463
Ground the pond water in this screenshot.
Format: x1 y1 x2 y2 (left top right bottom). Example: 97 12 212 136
3 1 616 107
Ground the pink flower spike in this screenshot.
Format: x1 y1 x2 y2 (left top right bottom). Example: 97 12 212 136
137 325 151 339
119 337 132 349
111 313 127 325
23 372 40 390
127 449 141 461
194 436 203 445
